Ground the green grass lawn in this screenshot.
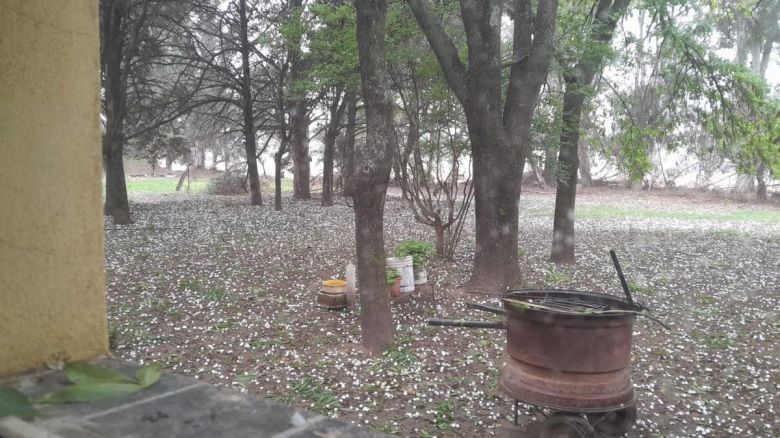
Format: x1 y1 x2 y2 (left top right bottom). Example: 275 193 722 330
261 178 294 193
122 177 294 194
577 204 780 224
126 178 209 193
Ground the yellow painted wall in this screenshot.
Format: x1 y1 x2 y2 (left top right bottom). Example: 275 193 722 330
0 0 107 376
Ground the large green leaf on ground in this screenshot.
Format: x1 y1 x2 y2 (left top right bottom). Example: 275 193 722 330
36 383 144 404
0 387 38 420
64 362 136 385
135 363 161 388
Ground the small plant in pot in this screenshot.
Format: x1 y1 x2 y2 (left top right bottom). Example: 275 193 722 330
387 268 402 298
395 240 434 285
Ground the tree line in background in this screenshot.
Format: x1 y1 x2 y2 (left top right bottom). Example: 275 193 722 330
101 0 780 352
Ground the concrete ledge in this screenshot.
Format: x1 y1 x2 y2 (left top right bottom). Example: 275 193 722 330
0 359 390 438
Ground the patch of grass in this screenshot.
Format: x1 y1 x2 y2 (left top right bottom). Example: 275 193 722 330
691 329 735 349
368 346 419 374
485 368 500 394
107 321 119 349
250 333 292 351
232 372 258 388
521 206 550 217
210 318 236 331
130 282 149 293
543 268 569 285
449 375 466 387
396 333 416 346
423 326 441 335
379 347 419 373
705 334 735 350
364 383 380 392
179 278 202 291
290 377 340 413
577 204 780 224
709 229 743 239
144 297 171 310
434 400 455 430
203 287 227 301
697 295 718 305
373 421 399 434
261 178 294 193
627 280 656 296
314 358 335 370
125 178 209 193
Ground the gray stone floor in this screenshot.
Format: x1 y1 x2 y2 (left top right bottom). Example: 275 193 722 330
0 359 388 438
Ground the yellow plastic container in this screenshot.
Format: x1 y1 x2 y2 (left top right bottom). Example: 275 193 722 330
318 279 347 309
322 279 346 288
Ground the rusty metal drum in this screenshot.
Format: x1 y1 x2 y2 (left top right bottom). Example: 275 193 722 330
500 289 640 412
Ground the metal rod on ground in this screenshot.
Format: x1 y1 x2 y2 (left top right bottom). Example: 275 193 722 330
609 249 635 305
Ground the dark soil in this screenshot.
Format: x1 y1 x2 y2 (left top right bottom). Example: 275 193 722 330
106 188 780 437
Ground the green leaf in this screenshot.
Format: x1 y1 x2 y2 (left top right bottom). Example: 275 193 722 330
64 362 136 385
135 363 161 388
0 387 38 420
36 383 143 404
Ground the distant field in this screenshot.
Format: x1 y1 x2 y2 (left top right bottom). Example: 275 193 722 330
123 176 296 194
126 178 209 193
577 204 780 224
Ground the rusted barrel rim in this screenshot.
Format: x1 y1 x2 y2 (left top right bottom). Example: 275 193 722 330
503 288 643 318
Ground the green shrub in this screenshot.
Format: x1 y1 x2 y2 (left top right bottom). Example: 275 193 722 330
386 268 401 285
207 170 246 195
395 240 434 270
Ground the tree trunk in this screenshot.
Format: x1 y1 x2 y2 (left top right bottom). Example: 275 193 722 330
238 0 262 206
103 134 132 225
274 150 284 211
391 153 402 186
355 0 394 355
468 131 522 292
245 131 262 206
528 156 548 190
734 174 755 193
543 144 558 187
322 128 336 207
550 77 585 265
196 148 206 169
342 92 358 197
549 0 629 265
578 136 593 187
322 91 347 207
756 162 767 201
101 0 131 224
434 222 445 258
291 100 311 199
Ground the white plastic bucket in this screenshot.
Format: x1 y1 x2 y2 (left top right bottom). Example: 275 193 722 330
386 256 414 293
414 268 427 285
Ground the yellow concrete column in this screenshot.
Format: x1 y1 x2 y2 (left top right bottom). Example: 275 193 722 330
0 0 107 376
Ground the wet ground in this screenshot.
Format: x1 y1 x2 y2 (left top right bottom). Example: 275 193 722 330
105 188 780 437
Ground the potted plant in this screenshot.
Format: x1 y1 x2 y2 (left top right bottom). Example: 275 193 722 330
386 268 401 298
395 240 434 285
